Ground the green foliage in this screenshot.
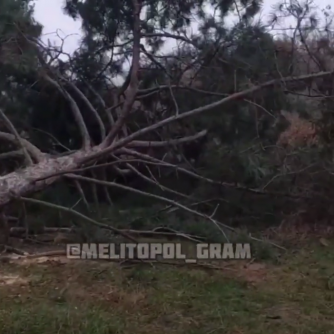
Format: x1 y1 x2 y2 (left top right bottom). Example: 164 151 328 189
1 0 334 241
0 0 41 69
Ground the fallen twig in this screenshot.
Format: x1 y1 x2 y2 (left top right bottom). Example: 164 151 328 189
0 250 236 271
119 228 204 243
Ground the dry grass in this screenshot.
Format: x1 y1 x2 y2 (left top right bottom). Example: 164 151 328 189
277 111 318 148
0 237 334 334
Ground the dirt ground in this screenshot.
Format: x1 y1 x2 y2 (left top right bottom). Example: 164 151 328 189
1 232 334 334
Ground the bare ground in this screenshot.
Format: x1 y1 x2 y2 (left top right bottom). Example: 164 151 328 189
0 233 334 334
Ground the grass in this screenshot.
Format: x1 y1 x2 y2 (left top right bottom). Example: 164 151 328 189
1 238 334 333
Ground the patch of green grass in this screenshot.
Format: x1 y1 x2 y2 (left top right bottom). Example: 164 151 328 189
1 241 334 333
0 304 127 334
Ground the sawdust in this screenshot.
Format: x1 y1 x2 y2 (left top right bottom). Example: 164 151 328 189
0 274 29 286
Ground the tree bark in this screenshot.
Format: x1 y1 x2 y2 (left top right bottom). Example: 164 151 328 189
0 149 96 207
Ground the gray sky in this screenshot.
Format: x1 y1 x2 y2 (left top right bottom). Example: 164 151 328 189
34 0 81 54
33 0 330 55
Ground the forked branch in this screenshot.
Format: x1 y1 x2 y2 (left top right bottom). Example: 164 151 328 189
104 0 142 145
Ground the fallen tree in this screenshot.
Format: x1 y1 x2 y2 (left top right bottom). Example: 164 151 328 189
1 66 333 206
1 0 334 248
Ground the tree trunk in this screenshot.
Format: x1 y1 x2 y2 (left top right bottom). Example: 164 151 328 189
0 149 96 207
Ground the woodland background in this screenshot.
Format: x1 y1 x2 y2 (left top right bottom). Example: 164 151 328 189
1 0 334 250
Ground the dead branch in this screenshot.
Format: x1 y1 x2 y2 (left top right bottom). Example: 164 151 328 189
104 0 142 145
0 150 27 160
85 81 115 126
127 130 207 147
0 110 33 165
67 174 286 249
119 228 204 243
0 132 42 161
83 70 334 164
73 179 91 211
63 79 106 141
125 162 194 200
9 227 73 235
19 196 138 243
42 74 91 149
119 148 311 199
0 250 238 272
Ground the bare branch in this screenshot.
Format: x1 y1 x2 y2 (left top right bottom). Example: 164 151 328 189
20 37 91 149
67 174 285 249
142 32 197 46
63 79 106 141
125 163 193 200
0 110 33 165
42 74 91 149
119 148 310 199
19 196 138 242
85 81 115 126
73 179 91 211
83 70 334 163
127 130 207 147
104 0 142 145
100 167 113 206
0 132 42 161
0 150 24 160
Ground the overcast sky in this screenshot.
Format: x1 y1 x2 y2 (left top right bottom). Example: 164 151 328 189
33 0 330 55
